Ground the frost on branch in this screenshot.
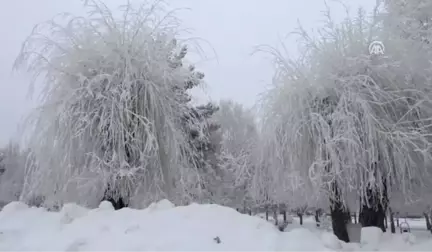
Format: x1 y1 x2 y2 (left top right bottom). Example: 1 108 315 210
212 100 258 208
382 0 432 44
257 4 432 212
0 142 27 204
181 102 222 204
14 0 209 207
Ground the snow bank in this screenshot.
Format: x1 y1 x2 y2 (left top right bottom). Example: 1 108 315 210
358 227 430 251
0 201 28 214
98 200 115 211
60 203 89 224
361 227 383 250
278 228 333 251
0 200 334 251
321 232 343 250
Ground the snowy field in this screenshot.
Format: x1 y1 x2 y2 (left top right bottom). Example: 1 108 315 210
0 200 431 251
257 212 430 232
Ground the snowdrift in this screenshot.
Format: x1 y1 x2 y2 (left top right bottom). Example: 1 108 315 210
0 200 430 251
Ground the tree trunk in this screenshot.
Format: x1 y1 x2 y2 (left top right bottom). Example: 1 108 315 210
430 210 432 234
315 209 322 227
353 212 357 224
359 177 388 232
384 214 388 231
273 209 278 225
282 210 287 222
359 194 386 232
323 125 348 241
102 193 126 210
297 212 303 225
265 209 269 221
346 209 352 223
330 200 350 242
330 183 350 242
430 211 432 234
424 212 431 231
102 186 127 210
389 207 396 234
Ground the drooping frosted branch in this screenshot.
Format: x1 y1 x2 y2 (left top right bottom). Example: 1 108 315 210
15 0 207 207
256 5 432 209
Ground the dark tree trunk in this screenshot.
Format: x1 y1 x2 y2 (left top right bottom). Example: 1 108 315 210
265 209 269 221
430 210 432 234
248 209 252 215
424 212 431 231
359 192 387 232
353 212 357 224
396 212 400 227
102 191 127 210
322 118 348 241
273 209 279 225
389 208 396 234
102 180 128 210
430 211 432 234
282 210 287 222
297 212 303 225
330 183 350 242
345 209 352 223
359 176 388 232
330 200 350 242
315 209 322 227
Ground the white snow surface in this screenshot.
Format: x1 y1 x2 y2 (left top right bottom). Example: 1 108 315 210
0 200 431 251
361 226 383 250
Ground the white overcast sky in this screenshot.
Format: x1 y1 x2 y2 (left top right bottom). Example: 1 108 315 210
0 0 376 145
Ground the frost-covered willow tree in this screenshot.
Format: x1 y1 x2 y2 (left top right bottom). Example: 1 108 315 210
258 3 432 241
212 100 258 209
381 0 432 232
14 0 212 208
252 104 328 217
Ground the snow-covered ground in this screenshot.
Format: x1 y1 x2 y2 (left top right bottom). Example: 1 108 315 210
0 200 431 251
259 212 430 231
